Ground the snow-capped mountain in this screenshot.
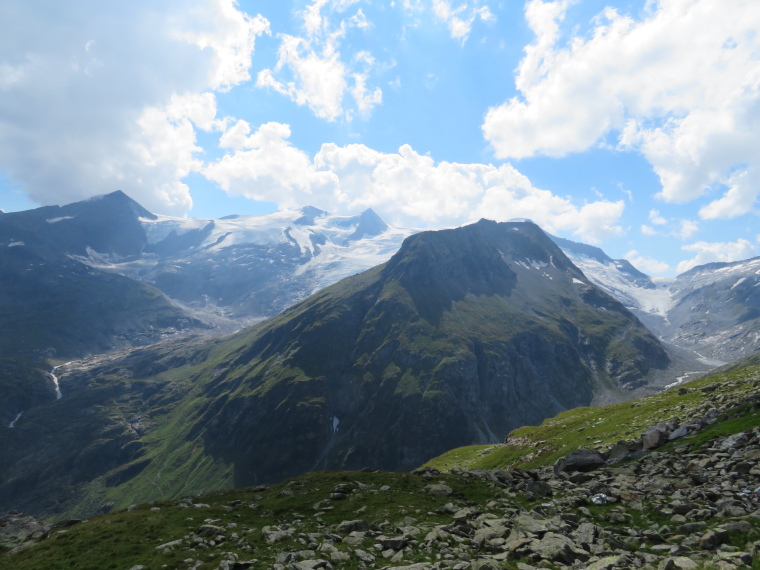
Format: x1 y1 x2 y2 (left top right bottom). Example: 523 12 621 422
1 191 411 331
552 234 760 362
2 190 756 365
550 235 671 318
77 198 411 324
665 257 760 361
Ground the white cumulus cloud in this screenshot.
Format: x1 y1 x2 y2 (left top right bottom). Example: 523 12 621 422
431 0 494 43
676 219 699 240
640 225 657 236
483 0 760 219
204 121 625 242
204 121 339 207
649 209 667 225
257 1 381 121
677 239 758 274
0 0 268 215
625 250 670 275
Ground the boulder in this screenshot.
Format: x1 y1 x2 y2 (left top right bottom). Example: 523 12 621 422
336 520 368 534
425 484 453 497
554 449 607 475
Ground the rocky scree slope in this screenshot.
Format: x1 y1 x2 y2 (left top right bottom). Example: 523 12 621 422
4 360 760 570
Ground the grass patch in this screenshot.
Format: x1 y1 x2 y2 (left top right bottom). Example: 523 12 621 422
424 364 760 472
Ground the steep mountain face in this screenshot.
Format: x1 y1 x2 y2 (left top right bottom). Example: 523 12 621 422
555 234 760 361
198 221 669 485
0 191 203 356
0 193 208 425
0 192 408 427
0 219 670 518
665 257 760 361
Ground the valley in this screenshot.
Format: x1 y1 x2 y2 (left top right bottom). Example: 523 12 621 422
0 193 758 530
3 354 760 570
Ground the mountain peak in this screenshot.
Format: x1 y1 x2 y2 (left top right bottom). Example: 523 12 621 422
295 205 329 225
384 219 586 323
351 207 388 239
86 190 157 221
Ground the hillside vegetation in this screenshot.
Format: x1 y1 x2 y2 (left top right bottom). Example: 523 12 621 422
4 357 760 570
425 360 760 473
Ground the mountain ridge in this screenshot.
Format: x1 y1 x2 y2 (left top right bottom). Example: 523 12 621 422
0 217 672 519
556 233 760 361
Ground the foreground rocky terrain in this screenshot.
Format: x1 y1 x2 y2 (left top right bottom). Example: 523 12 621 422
3 358 759 569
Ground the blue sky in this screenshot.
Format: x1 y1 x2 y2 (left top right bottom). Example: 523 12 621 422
0 0 758 275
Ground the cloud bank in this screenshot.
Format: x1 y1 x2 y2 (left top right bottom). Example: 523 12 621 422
256 0 381 121
483 0 760 220
204 120 624 243
677 239 758 274
0 0 268 215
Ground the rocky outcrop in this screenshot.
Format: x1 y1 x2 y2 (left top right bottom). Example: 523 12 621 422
553 449 607 475
0 512 49 553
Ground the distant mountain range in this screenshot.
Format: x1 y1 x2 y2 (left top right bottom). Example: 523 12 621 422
67 191 408 325
0 217 670 518
1 191 757 520
554 234 760 362
3 191 755 365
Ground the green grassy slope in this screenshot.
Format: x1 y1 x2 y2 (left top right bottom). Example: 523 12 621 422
4 357 760 570
424 359 760 472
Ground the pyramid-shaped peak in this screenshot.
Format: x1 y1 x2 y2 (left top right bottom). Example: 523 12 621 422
84 190 157 220
354 208 388 237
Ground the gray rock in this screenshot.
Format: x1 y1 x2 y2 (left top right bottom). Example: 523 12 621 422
353 549 375 563
470 560 501 570
380 536 407 550
586 556 623 570
197 524 226 537
336 520 368 534
473 525 508 543
606 444 632 464
668 425 691 441
524 479 553 497
426 484 453 497
700 529 729 550
155 538 183 550
531 532 587 564
291 560 332 570
554 449 607 475
659 557 699 570
642 426 668 450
